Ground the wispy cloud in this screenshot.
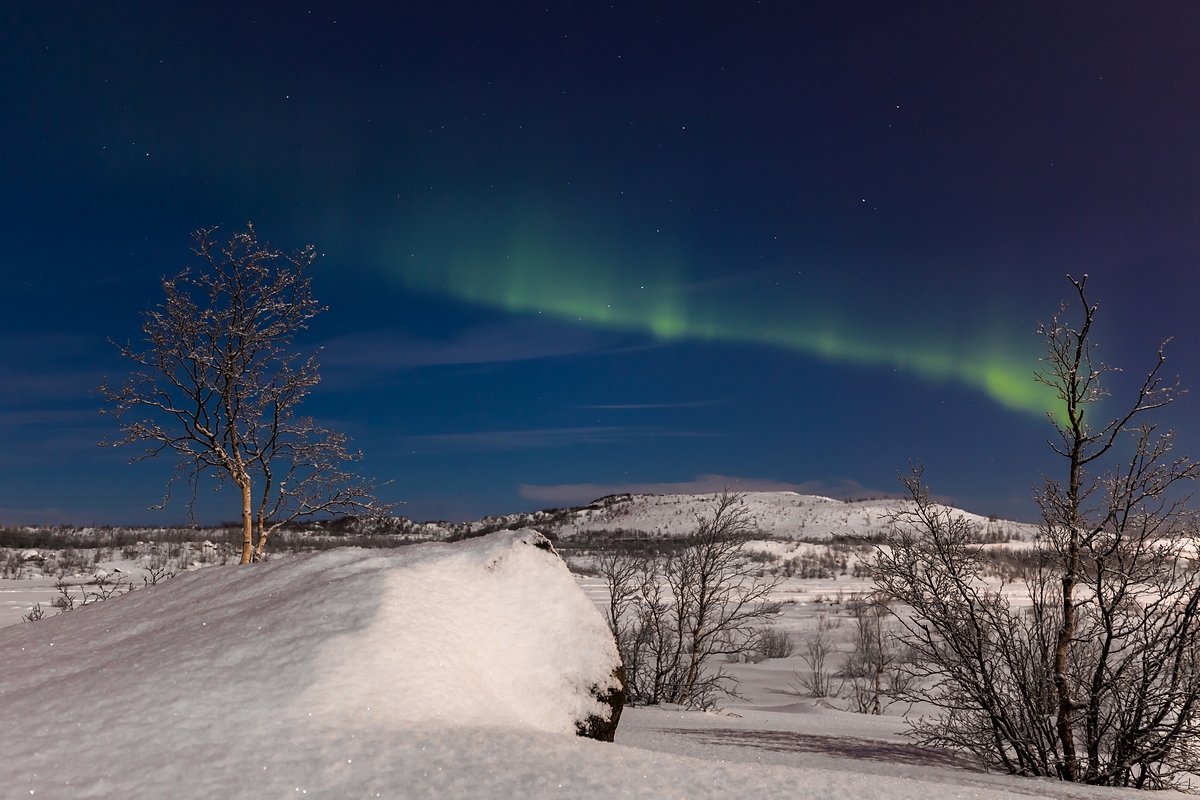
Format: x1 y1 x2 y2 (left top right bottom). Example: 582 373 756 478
519 474 890 506
0 333 119 469
409 426 716 453
575 400 720 411
0 331 117 407
318 319 616 385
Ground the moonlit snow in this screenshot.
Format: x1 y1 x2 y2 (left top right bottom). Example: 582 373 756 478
0 530 1169 799
470 491 1036 542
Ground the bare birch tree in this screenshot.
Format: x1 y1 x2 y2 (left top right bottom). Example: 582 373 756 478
602 491 783 708
793 615 836 698
101 224 387 564
840 595 906 715
875 276 1200 789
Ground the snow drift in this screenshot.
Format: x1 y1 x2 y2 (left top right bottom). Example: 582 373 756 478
0 531 623 798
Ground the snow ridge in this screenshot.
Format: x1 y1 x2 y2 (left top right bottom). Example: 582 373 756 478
464 491 1035 542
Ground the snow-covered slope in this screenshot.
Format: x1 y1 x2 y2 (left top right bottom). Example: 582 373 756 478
0 531 622 798
0 529 1152 799
475 491 1035 542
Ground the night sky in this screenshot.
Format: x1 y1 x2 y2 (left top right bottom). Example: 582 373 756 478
3 3 1199 525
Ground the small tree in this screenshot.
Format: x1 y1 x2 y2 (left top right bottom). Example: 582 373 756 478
101 224 387 564
840 594 907 714
875 276 1200 789
794 615 837 699
601 491 782 708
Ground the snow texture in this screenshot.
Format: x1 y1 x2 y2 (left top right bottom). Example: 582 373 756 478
0 529 1160 799
0 531 622 798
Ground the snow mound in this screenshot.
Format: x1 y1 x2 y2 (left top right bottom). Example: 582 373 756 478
298 529 621 733
0 531 622 798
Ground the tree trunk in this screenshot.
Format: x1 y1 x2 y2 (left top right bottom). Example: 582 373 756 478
1054 561 1078 780
1053 394 1085 781
253 521 271 563
239 481 254 565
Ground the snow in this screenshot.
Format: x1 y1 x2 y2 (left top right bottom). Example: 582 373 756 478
489 491 1036 541
0 531 619 797
297 529 619 734
0 530 1172 799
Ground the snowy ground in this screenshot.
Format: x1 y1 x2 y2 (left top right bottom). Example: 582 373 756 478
0 576 58 623
0 534 1183 799
580 571 1179 799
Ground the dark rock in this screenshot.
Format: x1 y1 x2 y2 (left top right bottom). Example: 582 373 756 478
575 663 626 742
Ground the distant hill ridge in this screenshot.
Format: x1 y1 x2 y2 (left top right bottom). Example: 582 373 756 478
3 491 1036 546
456 491 1036 543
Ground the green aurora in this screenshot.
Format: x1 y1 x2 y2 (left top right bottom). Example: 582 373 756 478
384 221 1058 419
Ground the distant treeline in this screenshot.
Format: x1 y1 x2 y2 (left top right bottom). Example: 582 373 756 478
0 517 438 553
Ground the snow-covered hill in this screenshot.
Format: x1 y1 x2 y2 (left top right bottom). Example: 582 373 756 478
465 491 1036 542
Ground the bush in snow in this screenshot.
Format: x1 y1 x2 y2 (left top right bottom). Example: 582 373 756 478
751 625 796 661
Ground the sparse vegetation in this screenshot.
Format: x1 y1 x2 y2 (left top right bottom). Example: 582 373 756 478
48 573 135 614
751 625 795 661
839 594 908 715
793 616 837 699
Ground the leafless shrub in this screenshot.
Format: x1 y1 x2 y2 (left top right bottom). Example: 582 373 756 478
839 596 906 714
51 581 76 611
752 626 796 661
144 563 176 586
88 574 134 602
52 573 136 612
2 551 23 579
874 277 1200 790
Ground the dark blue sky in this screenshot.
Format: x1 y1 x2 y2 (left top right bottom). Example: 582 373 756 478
3 2 1199 524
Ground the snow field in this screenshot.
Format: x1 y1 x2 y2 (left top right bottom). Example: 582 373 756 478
1 524 1172 798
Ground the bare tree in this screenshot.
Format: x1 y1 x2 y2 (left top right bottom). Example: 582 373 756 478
874 276 1200 789
602 491 783 708
793 614 837 698
840 594 907 714
101 224 388 564
598 548 643 643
